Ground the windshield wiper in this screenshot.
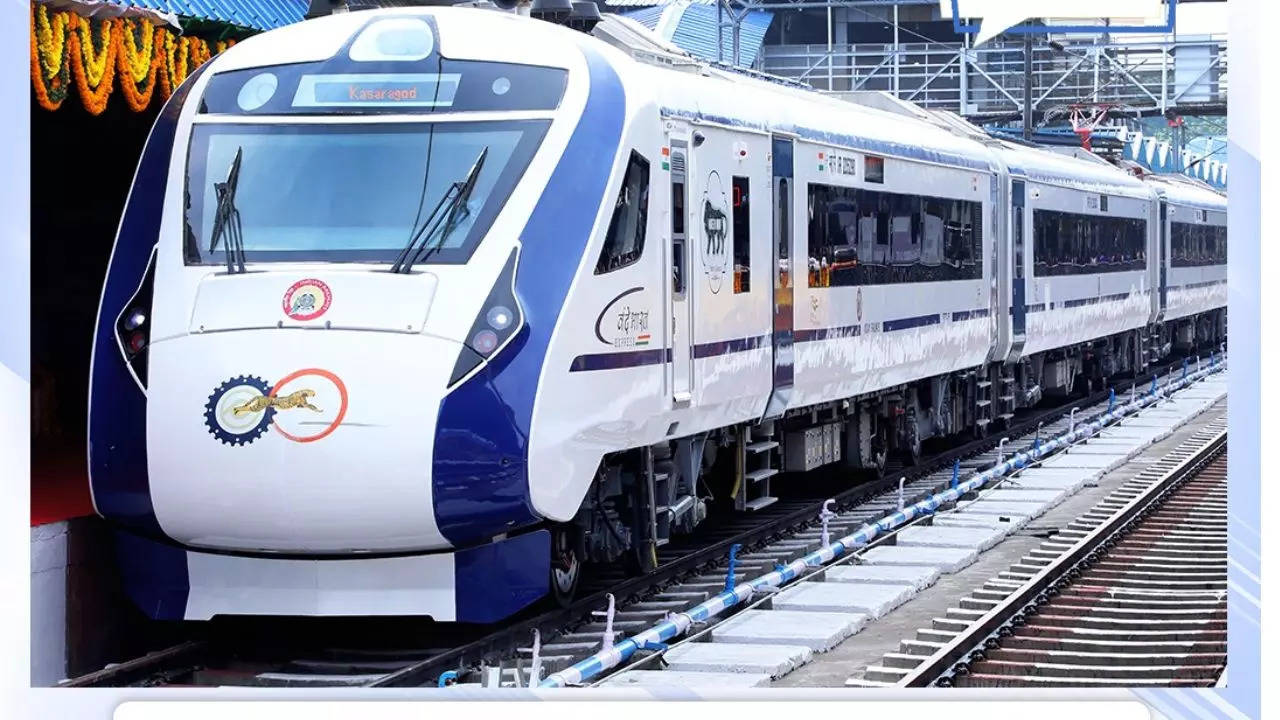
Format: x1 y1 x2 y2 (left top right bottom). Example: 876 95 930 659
390 147 488 274
207 147 246 274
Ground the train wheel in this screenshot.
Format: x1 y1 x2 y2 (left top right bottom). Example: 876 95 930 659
624 541 660 577
549 525 581 607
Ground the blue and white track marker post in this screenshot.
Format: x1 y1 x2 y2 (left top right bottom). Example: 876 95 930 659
593 594 616 651
820 500 836 547
540 360 1225 688
725 544 742 592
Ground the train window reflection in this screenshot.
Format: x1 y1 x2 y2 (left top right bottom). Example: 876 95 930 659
1032 208 1146 277
594 151 650 274
1170 221 1227 267
183 120 548 265
806 182 981 287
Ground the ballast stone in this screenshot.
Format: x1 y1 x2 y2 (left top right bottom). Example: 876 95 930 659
824 563 939 592
712 609 867 652
772 581 914 619
857 544 978 573
893 524 1005 552
661 642 813 676
599 670 772 689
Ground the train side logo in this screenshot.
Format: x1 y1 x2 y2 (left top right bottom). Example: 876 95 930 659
701 171 730 294
205 368 349 446
282 278 332 321
595 287 651 347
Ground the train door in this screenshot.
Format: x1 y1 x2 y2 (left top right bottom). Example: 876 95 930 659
668 134 693 404
1011 180 1028 343
1158 198 1169 319
762 135 794 419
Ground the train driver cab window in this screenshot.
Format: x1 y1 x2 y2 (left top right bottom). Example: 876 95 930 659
732 176 751 293
594 151 651 274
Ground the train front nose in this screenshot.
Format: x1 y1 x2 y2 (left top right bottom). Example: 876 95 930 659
144 329 520 554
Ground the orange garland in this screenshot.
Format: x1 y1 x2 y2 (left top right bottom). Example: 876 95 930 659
30 3 240 115
30 22 65 111
117 26 164 112
66 16 118 115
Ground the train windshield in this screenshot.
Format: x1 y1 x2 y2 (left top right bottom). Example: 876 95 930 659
183 120 548 265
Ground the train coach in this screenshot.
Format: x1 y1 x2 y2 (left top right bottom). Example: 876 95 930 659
87 6 1226 624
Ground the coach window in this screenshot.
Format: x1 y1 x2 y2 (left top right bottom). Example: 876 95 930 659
1012 205 1025 279
672 172 686 294
594 151 650 274
806 182 982 287
1033 209 1146 276
732 176 751 292
1171 222 1228 267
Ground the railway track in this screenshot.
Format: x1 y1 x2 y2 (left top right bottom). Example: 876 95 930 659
895 422 1227 688
62 356 1223 688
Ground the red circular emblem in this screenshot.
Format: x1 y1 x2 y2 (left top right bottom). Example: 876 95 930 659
268 368 349 444
282 279 332 321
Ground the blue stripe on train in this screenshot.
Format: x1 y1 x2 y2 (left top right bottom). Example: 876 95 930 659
432 44 626 547
567 308 992 371
88 62 210 540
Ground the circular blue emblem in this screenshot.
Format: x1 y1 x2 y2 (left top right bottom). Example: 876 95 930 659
204 375 276 446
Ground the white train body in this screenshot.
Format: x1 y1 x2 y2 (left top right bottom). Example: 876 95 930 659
87 8 1226 623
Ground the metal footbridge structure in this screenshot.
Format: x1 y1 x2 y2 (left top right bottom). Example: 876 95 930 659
638 0 1228 187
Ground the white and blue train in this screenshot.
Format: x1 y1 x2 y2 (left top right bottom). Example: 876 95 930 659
88 7 1227 623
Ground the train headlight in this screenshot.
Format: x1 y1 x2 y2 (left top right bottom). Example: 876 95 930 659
472 330 500 355
123 310 147 331
486 305 514 331
236 72 277 112
114 246 158 391
449 247 524 387
349 18 435 62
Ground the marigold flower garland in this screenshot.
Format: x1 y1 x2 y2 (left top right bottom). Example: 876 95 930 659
30 3 238 115
67 15 117 115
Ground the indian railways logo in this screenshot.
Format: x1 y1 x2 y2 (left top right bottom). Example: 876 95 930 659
204 368 349 446
282 278 332 321
701 171 730 294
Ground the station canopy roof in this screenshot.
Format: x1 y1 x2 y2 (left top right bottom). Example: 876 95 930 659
106 0 308 30
622 0 773 67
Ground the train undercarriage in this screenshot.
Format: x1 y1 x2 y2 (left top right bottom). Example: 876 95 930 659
552 308 1227 603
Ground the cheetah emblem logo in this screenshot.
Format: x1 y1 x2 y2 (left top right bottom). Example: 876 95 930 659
233 389 322 416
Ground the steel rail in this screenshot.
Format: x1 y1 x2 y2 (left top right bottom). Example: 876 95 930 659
898 427 1227 687
61 641 212 688
375 362 1194 687
541 359 1225 687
